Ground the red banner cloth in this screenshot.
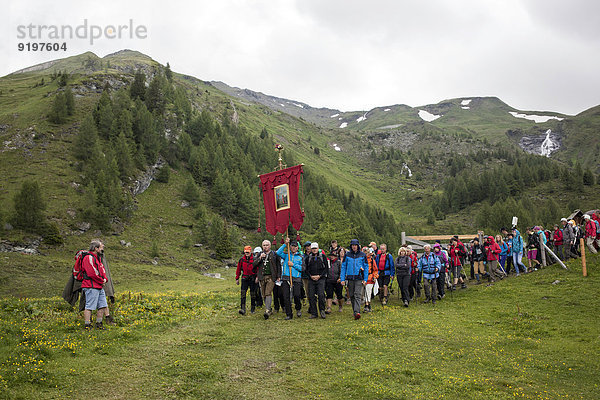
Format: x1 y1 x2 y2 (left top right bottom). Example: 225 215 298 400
259 165 304 235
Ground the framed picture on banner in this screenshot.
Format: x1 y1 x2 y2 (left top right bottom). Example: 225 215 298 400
274 184 290 211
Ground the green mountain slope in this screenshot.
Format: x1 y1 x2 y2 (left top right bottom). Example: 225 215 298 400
0 50 598 253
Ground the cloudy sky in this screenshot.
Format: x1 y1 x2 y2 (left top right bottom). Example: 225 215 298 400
2 0 599 115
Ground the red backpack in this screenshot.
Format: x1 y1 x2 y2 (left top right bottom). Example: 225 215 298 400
73 250 90 281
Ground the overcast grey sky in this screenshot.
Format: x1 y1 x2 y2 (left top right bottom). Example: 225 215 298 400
2 0 599 115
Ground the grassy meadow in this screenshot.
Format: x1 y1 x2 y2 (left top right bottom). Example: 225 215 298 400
1 250 599 399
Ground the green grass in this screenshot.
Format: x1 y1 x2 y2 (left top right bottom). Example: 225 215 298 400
1 252 599 399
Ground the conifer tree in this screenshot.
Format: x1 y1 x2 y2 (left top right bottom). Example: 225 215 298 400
94 90 113 139
146 73 167 115
48 93 67 124
12 180 46 232
165 62 173 82
64 86 75 115
182 177 201 207
215 221 233 260
130 70 146 101
211 171 235 217
73 114 99 161
115 132 135 181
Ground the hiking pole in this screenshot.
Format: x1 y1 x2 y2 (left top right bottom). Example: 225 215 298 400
543 243 568 270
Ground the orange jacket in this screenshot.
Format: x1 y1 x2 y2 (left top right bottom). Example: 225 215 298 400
366 254 379 284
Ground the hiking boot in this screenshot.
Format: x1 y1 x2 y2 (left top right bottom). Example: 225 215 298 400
285 315 292 320
432 299 436 305
338 305 343 312
424 298 431 304
325 307 331 314
382 299 387 306
95 322 105 330
364 306 370 313
320 311 326 319
239 305 246 316
461 283 467 289
403 300 409 307
309 314 318 319
84 323 92 330
263 310 270 320
296 310 302 318
250 306 256 314
354 312 361 320
451 285 456 291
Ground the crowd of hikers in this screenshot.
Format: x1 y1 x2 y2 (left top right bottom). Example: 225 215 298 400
235 210 600 321
63 211 599 328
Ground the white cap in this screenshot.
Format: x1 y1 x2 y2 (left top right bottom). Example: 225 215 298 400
584 214 591 219
560 218 567 222
310 242 319 249
253 247 262 253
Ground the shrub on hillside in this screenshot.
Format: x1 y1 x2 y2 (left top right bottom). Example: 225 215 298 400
156 166 170 183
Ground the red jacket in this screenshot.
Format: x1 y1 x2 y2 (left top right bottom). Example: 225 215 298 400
585 220 596 238
484 238 501 261
449 244 462 267
80 252 107 289
236 255 256 279
553 229 563 245
409 252 418 274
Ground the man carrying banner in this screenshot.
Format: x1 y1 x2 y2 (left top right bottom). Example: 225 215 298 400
277 238 304 319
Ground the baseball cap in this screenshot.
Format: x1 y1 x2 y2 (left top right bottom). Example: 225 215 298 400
310 242 319 249
244 246 252 252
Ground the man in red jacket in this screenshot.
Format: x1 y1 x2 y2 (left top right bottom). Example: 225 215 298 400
81 239 109 330
236 246 257 315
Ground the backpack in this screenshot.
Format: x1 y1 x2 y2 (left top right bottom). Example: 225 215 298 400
594 220 600 234
73 250 90 281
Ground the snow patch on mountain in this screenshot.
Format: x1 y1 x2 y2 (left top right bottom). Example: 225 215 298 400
330 113 339 118
509 111 563 123
384 108 391 112
333 143 341 151
418 110 441 122
339 122 348 128
461 106 470 110
461 99 472 106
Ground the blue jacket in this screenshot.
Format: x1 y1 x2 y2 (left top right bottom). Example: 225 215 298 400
499 242 509 256
341 250 368 282
417 252 441 279
277 245 303 279
512 230 524 254
374 253 395 276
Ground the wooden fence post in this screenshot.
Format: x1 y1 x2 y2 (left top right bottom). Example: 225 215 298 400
401 232 406 245
580 238 587 277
